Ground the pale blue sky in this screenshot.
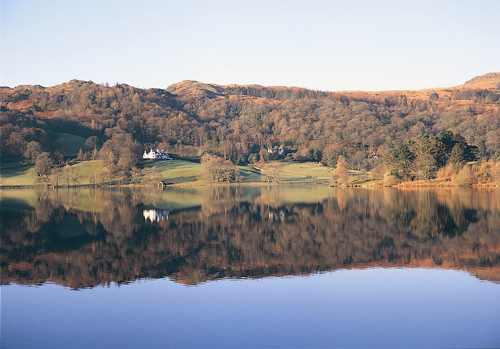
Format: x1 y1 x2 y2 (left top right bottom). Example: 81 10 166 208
1 0 499 91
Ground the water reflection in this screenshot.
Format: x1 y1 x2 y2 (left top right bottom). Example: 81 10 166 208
143 209 172 221
1 186 499 289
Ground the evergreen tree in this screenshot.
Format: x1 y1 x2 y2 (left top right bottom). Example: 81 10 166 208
449 144 465 167
387 143 415 180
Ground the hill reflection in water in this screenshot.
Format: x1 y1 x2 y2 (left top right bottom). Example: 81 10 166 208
1 186 499 289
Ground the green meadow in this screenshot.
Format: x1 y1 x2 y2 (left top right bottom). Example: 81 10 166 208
142 159 205 184
0 158 39 186
1 158 338 188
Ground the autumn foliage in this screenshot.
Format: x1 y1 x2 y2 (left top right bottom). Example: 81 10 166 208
1 74 499 185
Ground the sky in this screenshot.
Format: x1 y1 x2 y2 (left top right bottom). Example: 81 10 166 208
1 0 499 91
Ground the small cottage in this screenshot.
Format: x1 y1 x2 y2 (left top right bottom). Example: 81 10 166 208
267 146 285 156
143 149 172 160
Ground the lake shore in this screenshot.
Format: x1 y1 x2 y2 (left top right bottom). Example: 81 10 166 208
2 158 499 189
2 180 500 190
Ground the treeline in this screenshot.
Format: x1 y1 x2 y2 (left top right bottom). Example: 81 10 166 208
386 131 478 180
382 130 500 185
453 88 500 103
1 79 500 179
224 85 330 100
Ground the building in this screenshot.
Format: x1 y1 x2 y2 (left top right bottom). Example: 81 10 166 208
143 149 172 160
267 145 285 156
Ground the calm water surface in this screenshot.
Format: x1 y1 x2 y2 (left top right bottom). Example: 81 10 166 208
1 186 499 348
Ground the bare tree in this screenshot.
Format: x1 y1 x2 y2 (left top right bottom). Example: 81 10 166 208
50 167 61 187
260 161 282 183
332 155 350 184
62 165 72 186
24 141 42 164
35 152 52 178
70 166 80 186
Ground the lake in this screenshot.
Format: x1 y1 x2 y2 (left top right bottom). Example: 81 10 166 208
1 186 499 348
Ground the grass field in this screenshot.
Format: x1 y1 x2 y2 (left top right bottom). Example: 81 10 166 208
142 159 206 184
238 165 264 183
144 160 335 185
0 159 104 187
71 160 104 185
280 162 332 179
0 158 38 186
1 157 339 187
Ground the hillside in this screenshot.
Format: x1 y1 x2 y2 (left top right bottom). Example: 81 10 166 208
1 73 499 186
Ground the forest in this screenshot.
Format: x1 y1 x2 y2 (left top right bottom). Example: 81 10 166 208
1 73 500 184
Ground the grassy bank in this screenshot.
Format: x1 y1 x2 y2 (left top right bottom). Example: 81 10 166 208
4 158 495 189
1 159 337 188
0 158 39 186
0 159 104 187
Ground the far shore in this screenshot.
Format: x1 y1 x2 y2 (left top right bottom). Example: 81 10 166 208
2 158 499 190
2 180 499 190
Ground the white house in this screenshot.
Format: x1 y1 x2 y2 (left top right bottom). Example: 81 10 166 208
143 148 172 160
267 145 285 156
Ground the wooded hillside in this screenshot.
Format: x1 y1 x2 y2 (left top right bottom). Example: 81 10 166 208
1 73 499 181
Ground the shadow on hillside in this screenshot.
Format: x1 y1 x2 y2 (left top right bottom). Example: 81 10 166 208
0 159 33 179
140 159 199 171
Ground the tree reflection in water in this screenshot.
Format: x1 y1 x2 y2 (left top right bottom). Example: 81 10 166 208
1 187 499 289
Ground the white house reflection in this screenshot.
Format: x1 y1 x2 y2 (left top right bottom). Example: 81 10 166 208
143 209 173 222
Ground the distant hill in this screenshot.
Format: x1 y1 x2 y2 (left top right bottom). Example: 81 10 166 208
464 72 500 88
1 73 499 176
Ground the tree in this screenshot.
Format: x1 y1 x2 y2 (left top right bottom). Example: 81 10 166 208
70 166 80 186
53 150 65 165
413 154 438 180
24 141 42 163
89 171 98 186
104 151 117 180
50 167 61 187
201 154 224 181
116 148 135 176
494 149 500 163
62 165 72 186
201 154 239 182
386 144 415 180
261 161 282 183
332 155 350 184
99 167 114 185
77 148 85 161
85 136 99 150
449 144 465 168
491 162 500 183
454 165 473 187
92 147 99 161
306 148 322 162
327 153 337 168
35 152 52 179
478 142 487 160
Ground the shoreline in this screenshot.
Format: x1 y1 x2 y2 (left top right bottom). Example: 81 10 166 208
0 181 332 190
1 181 499 190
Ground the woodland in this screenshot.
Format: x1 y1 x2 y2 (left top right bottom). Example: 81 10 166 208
1 73 500 185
